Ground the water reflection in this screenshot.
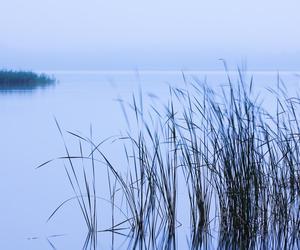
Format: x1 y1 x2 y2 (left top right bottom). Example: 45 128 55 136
0 81 56 94
30 230 300 249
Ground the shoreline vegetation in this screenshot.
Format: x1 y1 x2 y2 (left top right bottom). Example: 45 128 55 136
40 70 300 249
0 70 56 90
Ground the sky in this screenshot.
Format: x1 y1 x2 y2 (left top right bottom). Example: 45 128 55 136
1 0 300 70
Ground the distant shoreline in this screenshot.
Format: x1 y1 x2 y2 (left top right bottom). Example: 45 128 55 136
0 70 56 90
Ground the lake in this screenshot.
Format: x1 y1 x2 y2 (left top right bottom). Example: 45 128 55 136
1 70 300 249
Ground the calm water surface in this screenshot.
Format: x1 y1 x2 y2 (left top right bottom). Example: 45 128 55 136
1 71 300 249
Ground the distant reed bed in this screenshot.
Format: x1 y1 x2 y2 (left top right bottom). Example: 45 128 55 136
40 70 300 249
0 70 55 90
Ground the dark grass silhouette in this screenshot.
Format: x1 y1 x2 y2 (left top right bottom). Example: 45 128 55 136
40 69 300 249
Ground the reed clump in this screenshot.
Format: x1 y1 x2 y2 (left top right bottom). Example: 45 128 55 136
41 70 300 249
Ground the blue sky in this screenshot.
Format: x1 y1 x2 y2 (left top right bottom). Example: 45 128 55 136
1 0 300 70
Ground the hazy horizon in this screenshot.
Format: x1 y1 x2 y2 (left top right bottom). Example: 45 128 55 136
1 0 300 70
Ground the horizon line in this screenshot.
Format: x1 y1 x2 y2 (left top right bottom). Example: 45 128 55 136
36 69 300 75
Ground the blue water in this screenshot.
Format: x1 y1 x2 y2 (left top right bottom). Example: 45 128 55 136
0 71 300 249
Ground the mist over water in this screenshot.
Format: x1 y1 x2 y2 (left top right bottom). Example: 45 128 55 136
2 0 300 248
1 0 300 70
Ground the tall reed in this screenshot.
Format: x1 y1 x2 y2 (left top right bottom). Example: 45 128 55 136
40 70 300 249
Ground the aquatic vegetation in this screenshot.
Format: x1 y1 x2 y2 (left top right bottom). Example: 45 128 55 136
0 69 55 90
40 70 300 249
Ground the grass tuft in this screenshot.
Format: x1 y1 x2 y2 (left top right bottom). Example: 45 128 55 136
40 70 300 249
